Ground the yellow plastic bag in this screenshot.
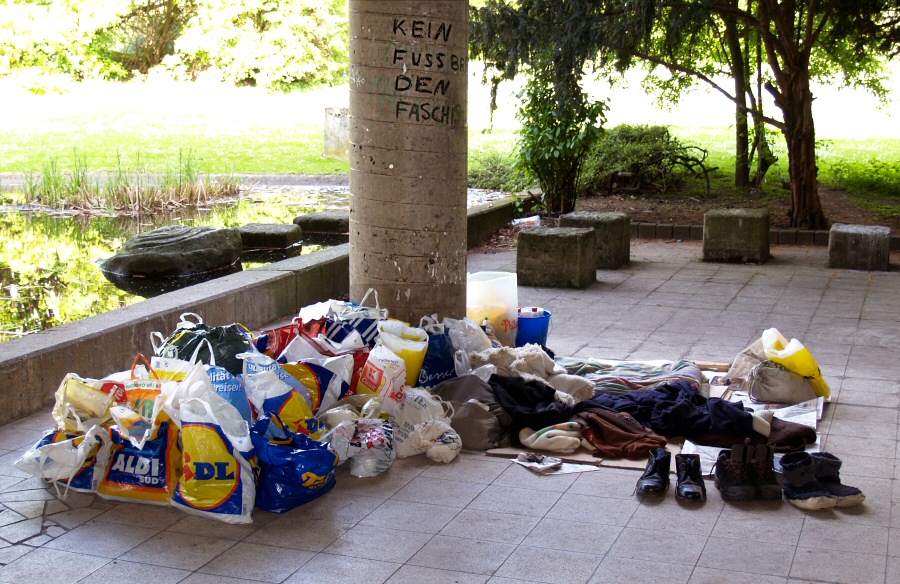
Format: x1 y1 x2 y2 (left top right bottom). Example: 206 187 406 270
760 328 830 399
377 320 428 387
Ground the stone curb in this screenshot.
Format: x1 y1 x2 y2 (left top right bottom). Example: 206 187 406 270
630 222 900 251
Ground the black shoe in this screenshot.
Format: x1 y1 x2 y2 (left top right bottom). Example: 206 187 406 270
749 444 782 501
636 448 670 495
675 453 706 502
713 445 756 502
781 451 837 510
810 452 865 508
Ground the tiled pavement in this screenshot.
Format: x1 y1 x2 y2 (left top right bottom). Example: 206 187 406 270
0 239 898 584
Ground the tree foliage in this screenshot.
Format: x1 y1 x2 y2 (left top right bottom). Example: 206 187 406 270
0 0 348 90
472 1 900 228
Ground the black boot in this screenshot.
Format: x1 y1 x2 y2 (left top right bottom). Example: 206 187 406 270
675 453 706 502
781 451 837 511
811 452 865 508
749 444 782 501
635 448 670 495
713 445 755 502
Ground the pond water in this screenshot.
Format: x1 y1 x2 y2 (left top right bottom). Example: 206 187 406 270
0 185 506 343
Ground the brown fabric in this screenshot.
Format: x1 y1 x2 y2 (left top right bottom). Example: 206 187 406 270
579 407 667 459
690 416 817 453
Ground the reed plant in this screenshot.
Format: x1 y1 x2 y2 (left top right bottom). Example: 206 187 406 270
22 149 241 212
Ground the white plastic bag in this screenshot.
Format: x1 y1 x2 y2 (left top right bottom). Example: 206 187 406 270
328 419 396 477
14 425 111 492
411 420 462 464
445 317 493 354
391 389 453 458
356 343 406 413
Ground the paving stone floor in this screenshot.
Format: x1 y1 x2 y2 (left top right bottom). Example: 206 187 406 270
0 239 898 583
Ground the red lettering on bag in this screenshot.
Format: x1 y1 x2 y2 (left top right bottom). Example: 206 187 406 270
360 365 383 392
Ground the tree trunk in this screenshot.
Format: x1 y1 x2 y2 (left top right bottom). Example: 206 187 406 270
723 15 751 187
775 73 828 229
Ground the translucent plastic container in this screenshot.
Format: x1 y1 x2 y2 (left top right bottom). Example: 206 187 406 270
466 271 518 346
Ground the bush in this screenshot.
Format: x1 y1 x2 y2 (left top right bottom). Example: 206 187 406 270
468 146 531 193
580 124 712 194
516 76 606 215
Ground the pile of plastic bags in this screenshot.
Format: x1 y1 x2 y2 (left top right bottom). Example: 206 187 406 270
15 289 496 523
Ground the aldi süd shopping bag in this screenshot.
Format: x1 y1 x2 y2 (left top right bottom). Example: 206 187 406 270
97 420 180 505
171 396 256 524
251 413 337 513
760 328 830 398
14 426 111 493
152 312 256 376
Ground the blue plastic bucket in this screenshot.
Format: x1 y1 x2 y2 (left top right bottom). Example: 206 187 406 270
515 307 552 347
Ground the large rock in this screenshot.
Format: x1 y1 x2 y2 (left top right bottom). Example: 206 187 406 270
237 223 303 250
294 211 350 234
100 226 243 278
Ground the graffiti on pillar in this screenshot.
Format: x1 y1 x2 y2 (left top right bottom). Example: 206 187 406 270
390 17 465 128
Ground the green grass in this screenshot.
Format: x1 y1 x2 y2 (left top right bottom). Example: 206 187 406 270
2 78 898 223
0 78 349 175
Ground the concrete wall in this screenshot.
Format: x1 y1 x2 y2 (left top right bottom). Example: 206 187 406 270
0 196 518 425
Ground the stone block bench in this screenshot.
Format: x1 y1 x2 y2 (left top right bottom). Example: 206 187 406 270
517 227 596 288
559 211 630 269
703 208 770 263
828 223 891 271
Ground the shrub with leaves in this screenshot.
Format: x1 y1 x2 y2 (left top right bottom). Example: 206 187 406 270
516 74 606 216
580 124 712 194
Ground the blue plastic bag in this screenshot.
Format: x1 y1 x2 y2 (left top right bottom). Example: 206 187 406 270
417 331 457 388
250 413 337 513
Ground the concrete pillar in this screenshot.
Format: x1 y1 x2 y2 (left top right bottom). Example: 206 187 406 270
349 0 468 323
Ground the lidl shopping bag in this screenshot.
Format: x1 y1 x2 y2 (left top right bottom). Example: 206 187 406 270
760 328 830 398
14 426 111 493
172 397 256 524
242 367 325 439
251 413 337 513
98 420 180 505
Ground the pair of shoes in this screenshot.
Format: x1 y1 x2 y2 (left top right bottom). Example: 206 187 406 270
781 451 865 510
714 442 781 502
635 448 706 502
